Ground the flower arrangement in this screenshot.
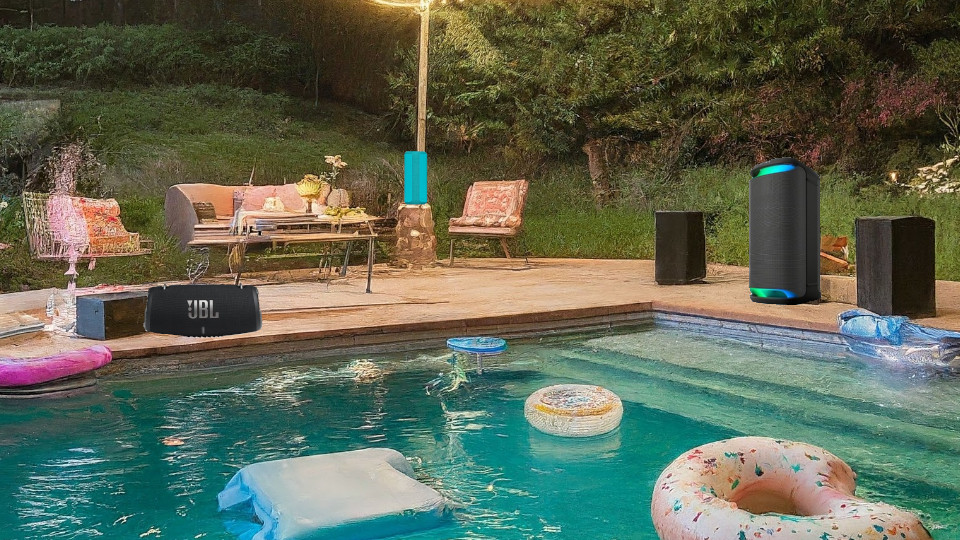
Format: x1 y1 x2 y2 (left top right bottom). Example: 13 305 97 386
297 155 348 195
297 155 351 213
296 173 328 201
325 154 348 182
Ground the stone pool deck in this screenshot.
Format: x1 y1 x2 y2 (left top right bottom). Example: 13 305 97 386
2 258 960 375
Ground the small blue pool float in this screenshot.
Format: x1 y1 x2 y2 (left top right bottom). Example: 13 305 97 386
446 336 507 373
446 336 507 355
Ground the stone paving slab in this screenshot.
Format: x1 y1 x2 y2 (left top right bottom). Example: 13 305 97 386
1 259 959 373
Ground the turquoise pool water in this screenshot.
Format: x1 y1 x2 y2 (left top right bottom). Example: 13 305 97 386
1 324 958 539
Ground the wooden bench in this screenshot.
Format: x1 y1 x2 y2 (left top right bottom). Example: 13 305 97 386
166 184 246 250
164 183 310 250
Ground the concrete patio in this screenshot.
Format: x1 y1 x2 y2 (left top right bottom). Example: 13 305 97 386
2 258 959 376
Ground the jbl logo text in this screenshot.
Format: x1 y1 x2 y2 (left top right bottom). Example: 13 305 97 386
187 300 220 319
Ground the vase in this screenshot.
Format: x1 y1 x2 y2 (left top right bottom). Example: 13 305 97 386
327 188 350 209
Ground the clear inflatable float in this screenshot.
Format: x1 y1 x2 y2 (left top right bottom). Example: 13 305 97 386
838 308 960 370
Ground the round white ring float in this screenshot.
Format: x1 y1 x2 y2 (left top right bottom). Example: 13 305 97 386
651 436 932 540
524 384 622 437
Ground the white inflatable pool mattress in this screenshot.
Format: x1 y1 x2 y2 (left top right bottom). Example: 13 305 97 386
218 448 448 540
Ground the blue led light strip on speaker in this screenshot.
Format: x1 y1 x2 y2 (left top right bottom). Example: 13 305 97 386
753 164 796 177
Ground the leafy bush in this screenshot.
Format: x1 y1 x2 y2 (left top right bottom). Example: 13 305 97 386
0 99 61 197
0 24 308 91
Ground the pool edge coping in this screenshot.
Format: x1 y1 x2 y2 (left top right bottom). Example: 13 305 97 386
100 301 846 378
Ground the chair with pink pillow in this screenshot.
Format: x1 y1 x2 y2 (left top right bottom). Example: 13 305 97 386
448 179 529 266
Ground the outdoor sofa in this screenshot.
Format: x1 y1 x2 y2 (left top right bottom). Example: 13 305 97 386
164 183 307 250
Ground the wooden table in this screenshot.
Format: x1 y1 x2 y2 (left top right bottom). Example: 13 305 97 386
249 214 379 292
191 213 380 292
238 212 379 235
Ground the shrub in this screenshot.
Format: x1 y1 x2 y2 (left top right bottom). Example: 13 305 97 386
0 24 308 91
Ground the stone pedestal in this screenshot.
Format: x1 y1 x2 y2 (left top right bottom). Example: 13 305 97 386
393 204 437 269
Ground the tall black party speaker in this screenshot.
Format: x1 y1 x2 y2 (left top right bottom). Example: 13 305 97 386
749 158 820 304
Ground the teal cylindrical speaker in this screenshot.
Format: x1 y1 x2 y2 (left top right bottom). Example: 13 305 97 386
749 157 820 304
404 151 428 204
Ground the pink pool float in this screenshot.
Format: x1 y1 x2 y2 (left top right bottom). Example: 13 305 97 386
651 436 932 540
0 346 112 390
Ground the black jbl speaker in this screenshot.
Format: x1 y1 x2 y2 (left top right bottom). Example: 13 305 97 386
144 285 261 337
856 216 936 317
655 211 706 285
749 158 820 304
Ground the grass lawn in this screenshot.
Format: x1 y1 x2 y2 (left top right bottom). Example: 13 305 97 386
2 84 960 291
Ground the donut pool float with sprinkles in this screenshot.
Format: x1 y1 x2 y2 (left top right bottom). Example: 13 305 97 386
524 384 622 437
651 436 932 540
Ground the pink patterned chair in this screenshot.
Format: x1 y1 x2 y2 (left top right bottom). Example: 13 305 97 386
448 179 529 266
23 192 151 289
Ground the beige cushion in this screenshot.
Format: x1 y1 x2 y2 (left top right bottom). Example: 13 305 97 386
239 186 275 211
448 225 518 236
237 185 307 213
171 184 237 216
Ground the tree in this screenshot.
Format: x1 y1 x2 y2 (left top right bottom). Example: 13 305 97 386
386 0 960 176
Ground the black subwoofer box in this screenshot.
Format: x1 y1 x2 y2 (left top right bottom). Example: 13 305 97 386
144 284 261 337
655 211 706 285
76 292 148 340
855 216 936 317
749 158 820 304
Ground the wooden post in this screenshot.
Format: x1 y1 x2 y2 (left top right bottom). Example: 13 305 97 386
416 0 429 152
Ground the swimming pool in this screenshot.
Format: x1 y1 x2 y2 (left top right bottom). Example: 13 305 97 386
1 321 958 539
